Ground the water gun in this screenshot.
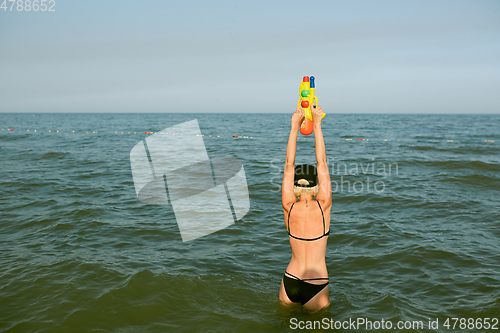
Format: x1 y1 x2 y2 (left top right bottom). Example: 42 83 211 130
297 76 325 135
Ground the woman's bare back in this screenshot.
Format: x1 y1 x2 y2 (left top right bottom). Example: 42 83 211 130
284 199 331 279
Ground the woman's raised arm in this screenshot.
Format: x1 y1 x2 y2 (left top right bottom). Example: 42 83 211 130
282 107 304 209
312 106 332 208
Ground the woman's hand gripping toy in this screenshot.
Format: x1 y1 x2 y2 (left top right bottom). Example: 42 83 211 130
297 76 325 135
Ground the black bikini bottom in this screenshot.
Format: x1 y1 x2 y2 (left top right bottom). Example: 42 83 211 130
283 271 329 305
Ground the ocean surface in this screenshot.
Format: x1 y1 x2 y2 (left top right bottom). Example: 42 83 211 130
1 113 499 332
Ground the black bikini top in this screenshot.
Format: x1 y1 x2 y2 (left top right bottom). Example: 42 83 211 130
286 201 330 241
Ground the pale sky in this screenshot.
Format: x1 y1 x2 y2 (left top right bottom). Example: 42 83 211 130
1 0 499 113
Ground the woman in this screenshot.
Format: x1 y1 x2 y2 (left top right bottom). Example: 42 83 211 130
279 105 332 312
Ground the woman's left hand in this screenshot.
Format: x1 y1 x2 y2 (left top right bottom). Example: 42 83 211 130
311 105 324 126
291 107 305 128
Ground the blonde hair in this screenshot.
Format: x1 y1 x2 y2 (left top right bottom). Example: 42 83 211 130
293 179 319 198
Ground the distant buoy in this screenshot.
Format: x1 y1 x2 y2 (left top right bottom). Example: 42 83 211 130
145 131 150 134
232 135 238 137
10 129 13 131
357 138 364 141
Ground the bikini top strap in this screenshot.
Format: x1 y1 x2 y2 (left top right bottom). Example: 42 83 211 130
288 201 330 239
317 201 325 234
289 233 327 241
286 202 295 234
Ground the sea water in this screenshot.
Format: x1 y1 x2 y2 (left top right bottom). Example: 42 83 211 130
1 113 499 332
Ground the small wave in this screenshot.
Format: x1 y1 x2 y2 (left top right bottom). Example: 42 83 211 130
0 133 30 141
400 160 500 172
62 206 107 219
438 174 500 188
409 145 500 154
41 151 71 159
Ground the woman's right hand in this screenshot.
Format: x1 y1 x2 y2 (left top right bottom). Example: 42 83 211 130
291 107 305 128
311 105 324 126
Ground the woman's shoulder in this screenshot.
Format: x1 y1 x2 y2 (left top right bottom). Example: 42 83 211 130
282 200 296 213
315 198 331 211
